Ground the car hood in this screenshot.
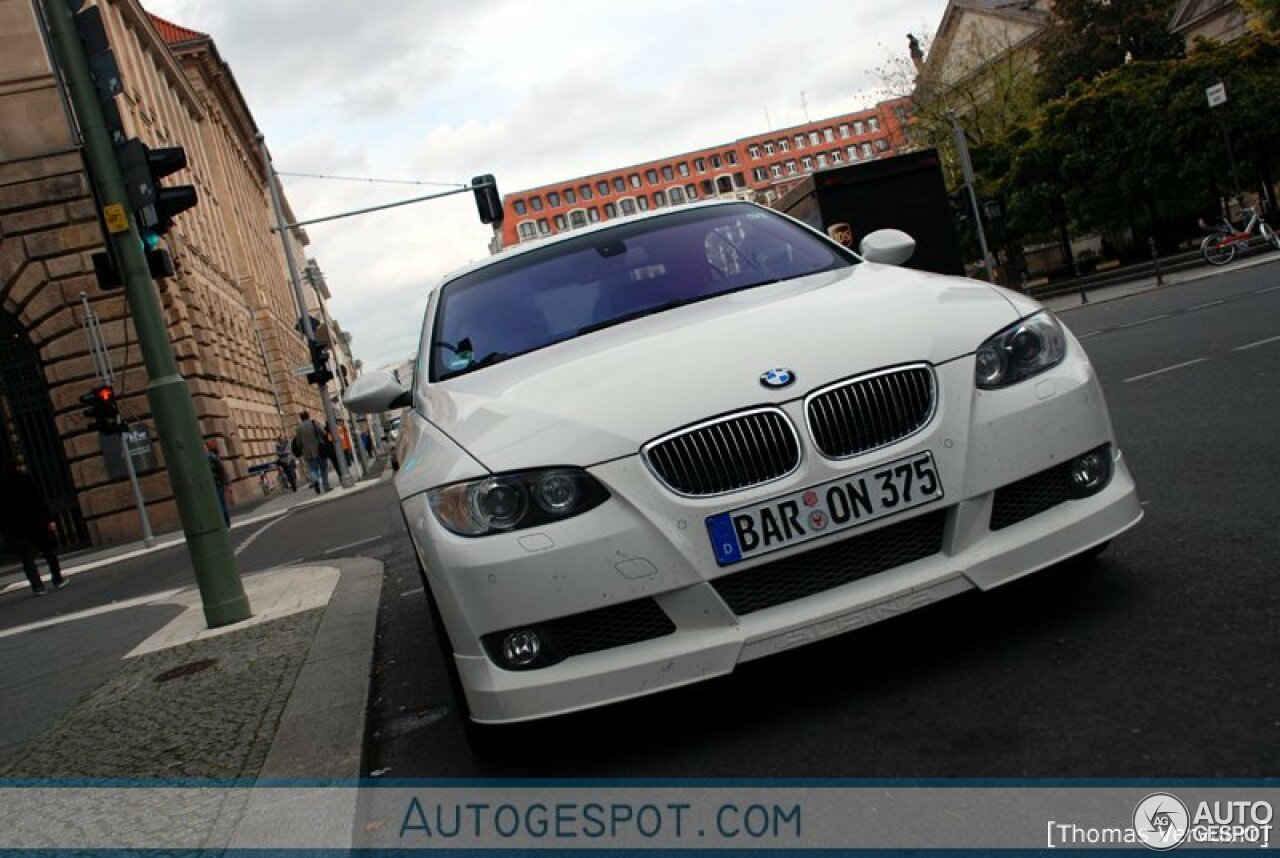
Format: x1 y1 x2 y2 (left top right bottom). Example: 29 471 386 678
421 264 1022 472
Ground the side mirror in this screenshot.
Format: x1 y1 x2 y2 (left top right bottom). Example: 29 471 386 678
343 370 411 414
859 229 916 266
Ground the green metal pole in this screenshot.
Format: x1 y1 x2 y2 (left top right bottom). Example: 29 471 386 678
43 0 250 627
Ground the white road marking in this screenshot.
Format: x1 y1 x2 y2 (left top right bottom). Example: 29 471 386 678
1256 285 1280 294
1118 314 1169 329
1233 335 1280 352
1123 358 1209 384
233 514 288 556
1078 331 1101 339
0 589 183 641
401 587 425 598
322 536 381 555
1187 300 1224 311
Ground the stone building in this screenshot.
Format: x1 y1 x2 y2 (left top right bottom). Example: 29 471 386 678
0 0 331 549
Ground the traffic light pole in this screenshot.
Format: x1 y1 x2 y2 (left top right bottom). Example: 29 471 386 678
44 0 250 627
257 134 354 489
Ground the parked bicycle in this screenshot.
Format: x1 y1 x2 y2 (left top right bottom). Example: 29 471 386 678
1200 204 1280 265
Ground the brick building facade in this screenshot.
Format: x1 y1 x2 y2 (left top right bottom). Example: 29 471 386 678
0 0 332 548
498 99 910 248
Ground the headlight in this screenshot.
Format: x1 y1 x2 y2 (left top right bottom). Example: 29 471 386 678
974 311 1067 389
428 468 609 537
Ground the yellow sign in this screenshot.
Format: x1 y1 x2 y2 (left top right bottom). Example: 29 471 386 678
103 204 129 233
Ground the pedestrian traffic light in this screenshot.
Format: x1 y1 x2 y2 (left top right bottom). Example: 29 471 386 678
80 384 123 434
90 244 176 290
115 138 198 236
471 174 504 225
949 190 973 227
306 338 334 386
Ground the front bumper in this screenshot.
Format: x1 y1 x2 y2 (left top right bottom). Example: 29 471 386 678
404 354 1142 724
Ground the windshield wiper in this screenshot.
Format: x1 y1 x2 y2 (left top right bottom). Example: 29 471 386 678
468 351 512 370
574 298 693 337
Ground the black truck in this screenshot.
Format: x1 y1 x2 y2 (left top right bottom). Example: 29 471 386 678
774 148 965 276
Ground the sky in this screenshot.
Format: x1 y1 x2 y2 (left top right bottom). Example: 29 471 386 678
143 0 943 372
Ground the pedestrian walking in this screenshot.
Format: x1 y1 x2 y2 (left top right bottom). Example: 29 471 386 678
339 421 354 467
205 439 232 527
0 460 66 595
293 411 332 494
274 433 298 492
361 430 374 459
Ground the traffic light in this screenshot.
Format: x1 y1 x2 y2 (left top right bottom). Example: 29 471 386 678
80 384 123 434
306 339 334 386
90 243 176 290
949 190 973 227
116 138 198 236
471 174 503 225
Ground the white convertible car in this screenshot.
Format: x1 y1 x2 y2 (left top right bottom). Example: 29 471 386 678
345 200 1141 735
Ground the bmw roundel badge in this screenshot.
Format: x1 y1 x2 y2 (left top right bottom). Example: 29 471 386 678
760 368 795 389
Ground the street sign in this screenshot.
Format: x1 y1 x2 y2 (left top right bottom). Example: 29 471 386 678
292 363 315 377
1206 82 1227 108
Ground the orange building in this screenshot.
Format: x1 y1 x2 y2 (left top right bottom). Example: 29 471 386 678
499 98 911 247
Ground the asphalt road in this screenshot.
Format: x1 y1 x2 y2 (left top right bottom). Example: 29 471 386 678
365 258 1280 778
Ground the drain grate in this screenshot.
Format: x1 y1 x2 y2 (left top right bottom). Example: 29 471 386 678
153 658 218 683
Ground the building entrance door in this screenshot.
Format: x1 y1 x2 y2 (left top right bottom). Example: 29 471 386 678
0 310 89 556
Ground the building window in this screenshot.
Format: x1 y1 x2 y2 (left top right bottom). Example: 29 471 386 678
662 165 674 181
716 176 734 194
831 150 843 163
613 177 626 192
854 121 864 135
732 171 745 188
685 183 698 199
862 142 873 157
725 151 738 166
694 158 706 173
785 160 798 175
748 145 760 159
564 188 576 204
588 207 600 223
801 156 813 172
701 179 714 196
619 198 636 215
579 184 592 201
868 117 880 132
816 153 828 168
710 154 722 169
669 185 685 204
554 214 567 231
530 196 544 212
678 162 690 177
569 209 587 228
548 191 561 208
794 134 805 149
752 167 768 182
771 163 782 178
763 142 775 156
875 138 890 152
847 145 858 160
598 180 611 196
839 124 850 138
823 128 834 142
654 190 666 207
605 202 617 218
809 131 820 146
537 218 550 235
646 169 658 185
518 221 536 240
629 173 642 189
779 138 790 153
894 106 908 123
637 195 650 211
513 200 527 216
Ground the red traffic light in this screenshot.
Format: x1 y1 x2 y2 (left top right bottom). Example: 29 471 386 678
95 385 116 403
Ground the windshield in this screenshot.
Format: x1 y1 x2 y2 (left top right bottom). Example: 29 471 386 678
429 203 852 381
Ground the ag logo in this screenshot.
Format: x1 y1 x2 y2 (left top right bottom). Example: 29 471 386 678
1134 793 1189 850
760 368 795 389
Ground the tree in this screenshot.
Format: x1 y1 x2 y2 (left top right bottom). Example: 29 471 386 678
1242 0 1280 32
1037 0 1184 102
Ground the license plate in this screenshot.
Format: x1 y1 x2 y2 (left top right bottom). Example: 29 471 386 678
706 451 944 566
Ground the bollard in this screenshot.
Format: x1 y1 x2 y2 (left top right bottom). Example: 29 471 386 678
1149 237 1164 287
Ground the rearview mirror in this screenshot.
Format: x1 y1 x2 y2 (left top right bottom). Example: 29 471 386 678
859 229 916 266
343 370 411 414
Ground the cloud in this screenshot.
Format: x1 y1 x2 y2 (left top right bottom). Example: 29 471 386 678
142 0 945 371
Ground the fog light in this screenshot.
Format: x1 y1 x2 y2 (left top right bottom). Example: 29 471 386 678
502 629 542 667
1069 447 1112 497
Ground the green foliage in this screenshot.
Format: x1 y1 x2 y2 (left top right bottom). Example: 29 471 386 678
1242 0 1280 32
1037 0 1184 103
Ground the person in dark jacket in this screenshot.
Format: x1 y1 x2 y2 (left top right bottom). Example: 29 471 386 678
0 460 65 595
